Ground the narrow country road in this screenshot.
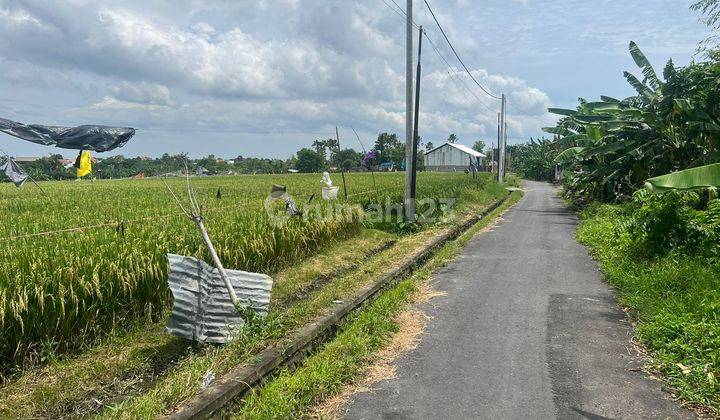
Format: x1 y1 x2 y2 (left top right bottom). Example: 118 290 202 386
344 181 691 419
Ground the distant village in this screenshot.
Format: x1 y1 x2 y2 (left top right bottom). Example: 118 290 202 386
5 132 502 181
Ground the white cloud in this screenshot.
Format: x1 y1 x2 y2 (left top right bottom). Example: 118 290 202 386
106 81 174 106
0 0 582 155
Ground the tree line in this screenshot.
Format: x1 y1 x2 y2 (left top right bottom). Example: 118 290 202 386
7 132 486 181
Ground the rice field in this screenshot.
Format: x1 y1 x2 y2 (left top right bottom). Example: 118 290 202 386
0 171 492 376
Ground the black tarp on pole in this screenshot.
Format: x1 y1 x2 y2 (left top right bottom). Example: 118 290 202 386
0 118 136 152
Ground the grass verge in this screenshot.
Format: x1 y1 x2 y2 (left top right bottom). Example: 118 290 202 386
230 191 523 419
577 204 720 416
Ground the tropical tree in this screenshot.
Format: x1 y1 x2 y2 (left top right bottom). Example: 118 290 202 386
373 133 405 167
691 0 720 55
296 148 324 173
547 41 720 203
334 148 363 170
508 138 559 182
447 133 458 143
472 140 486 153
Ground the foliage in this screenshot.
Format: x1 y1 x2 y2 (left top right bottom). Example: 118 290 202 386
619 190 720 259
425 141 434 151
3 131 409 182
472 140 486 153
546 41 720 204
295 148 324 173
333 148 362 170
373 132 405 167
578 199 720 412
692 0 720 56
447 133 458 143
645 162 720 192
4 153 296 181
20 154 75 180
507 137 559 182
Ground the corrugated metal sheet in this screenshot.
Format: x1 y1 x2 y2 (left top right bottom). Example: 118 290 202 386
165 254 273 343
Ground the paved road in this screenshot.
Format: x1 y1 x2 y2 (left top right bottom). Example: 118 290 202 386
344 181 691 420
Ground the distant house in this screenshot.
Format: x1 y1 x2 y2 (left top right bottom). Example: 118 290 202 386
424 143 486 172
12 157 39 163
379 162 395 172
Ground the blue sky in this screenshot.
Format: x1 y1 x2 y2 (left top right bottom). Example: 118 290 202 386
0 0 710 159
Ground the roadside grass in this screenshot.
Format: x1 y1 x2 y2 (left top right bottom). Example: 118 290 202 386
231 191 523 419
577 204 720 415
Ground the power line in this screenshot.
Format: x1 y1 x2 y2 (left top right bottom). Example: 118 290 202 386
377 0 503 140
377 0 494 113
381 0 420 29
422 0 502 100
424 35 497 114
389 0 420 29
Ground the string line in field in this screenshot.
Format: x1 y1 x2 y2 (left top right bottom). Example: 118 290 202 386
346 187 398 198
0 202 255 242
0 186 405 241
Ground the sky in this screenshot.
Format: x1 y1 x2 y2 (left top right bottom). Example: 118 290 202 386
0 0 711 159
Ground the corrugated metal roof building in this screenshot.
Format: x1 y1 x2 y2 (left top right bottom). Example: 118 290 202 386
424 142 486 172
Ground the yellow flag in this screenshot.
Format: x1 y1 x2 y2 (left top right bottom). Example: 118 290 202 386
77 151 92 178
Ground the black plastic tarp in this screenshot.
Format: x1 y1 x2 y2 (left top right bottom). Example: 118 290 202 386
0 118 136 152
0 156 28 187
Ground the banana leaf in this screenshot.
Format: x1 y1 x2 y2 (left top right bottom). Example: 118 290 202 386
629 41 660 90
573 114 615 123
584 102 621 112
553 147 585 164
600 95 621 103
623 71 654 101
644 163 720 193
548 108 578 117
542 126 574 136
579 138 640 159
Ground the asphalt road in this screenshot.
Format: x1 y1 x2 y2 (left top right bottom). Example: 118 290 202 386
344 181 691 420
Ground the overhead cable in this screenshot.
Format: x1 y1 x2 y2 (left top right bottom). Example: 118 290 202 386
423 0 502 100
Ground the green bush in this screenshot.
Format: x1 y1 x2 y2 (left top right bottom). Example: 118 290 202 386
578 197 720 411
622 190 720 260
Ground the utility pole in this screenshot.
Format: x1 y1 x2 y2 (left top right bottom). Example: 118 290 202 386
504 120 508 176
404 0 415 221
498 93 506 184
336 126 348 200
506 144 511 172
503 121 510 172
410 25 423 212
496 112 500 179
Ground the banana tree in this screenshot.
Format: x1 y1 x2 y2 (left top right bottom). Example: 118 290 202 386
545 41 719 202
645 163 720 192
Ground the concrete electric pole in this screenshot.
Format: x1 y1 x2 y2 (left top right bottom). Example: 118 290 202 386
405 0 415 221
410 25 423 211
498 93 506 184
